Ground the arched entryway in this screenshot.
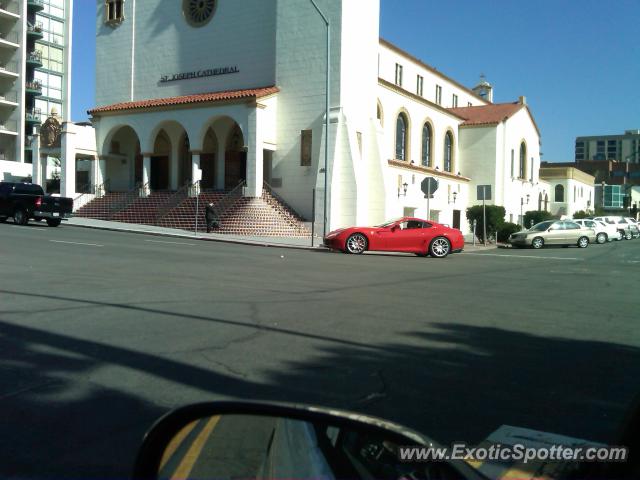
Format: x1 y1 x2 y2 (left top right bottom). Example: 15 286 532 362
225 124 246 189
201 128 218 189
139 130 171 191
104 125 141 192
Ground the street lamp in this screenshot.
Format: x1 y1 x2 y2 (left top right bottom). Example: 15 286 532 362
520 194 530 226
448 191 457 204
309 0 330 239
397 182 408 198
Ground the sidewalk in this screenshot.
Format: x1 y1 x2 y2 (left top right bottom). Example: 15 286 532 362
65 217 320 250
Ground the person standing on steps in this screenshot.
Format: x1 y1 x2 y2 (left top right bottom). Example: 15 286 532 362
205 202 220 233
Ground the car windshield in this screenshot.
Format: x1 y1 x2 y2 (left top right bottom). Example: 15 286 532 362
530 221 555 231
375 218 403 228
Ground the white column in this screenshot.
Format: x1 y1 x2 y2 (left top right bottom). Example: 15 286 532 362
170 140 180 190
191 151 202 184
31 133 43 185
215 141 225 190
246 105 264 197
60 123 76 197
141 153 151 197
97 156 107 188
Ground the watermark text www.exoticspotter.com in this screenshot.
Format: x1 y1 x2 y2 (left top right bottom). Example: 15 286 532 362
399 444 628 464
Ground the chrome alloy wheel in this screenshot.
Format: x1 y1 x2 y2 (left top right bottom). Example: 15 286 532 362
346 233 367 254
430 237 451 258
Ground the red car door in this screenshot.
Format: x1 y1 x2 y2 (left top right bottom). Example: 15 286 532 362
381 220 426 252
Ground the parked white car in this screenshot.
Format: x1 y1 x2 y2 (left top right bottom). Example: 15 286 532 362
624 217 640 238
593 216 634 240
573 219 616 244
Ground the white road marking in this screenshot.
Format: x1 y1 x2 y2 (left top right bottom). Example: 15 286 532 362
49 240 104 247
145 239 197 246
461 252 581 261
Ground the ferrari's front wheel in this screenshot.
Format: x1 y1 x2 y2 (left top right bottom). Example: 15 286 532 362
345 233 368 254
429 237 451 258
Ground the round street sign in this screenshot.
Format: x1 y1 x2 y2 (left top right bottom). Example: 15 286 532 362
421 177 439 196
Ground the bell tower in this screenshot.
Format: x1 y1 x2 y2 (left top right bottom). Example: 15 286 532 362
472 74 494 103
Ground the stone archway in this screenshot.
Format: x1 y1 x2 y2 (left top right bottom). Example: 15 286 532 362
148 130 171 191
103 125 141 192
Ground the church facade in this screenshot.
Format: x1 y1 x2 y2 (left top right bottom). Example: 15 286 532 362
87 0 549 235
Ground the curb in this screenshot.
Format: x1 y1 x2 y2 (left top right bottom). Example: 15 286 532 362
64 221 327 252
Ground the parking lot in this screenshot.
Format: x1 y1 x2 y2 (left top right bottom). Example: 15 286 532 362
0 223 639 478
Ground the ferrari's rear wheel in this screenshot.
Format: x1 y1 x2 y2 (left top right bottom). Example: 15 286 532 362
429 237 451 258
345 233 368 254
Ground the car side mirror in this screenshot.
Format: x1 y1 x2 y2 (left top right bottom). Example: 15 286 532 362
132 401 483 480
390 225 398 232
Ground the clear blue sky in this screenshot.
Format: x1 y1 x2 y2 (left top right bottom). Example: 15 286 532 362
71 0 640 162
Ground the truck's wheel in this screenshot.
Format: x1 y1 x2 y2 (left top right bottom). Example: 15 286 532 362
13 209 28 226
46 219 62 227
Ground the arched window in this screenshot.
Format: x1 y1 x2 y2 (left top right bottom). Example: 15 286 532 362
544 193 549 211
519 142 526 179
538 192 543 211
376 102 383 126
444 131 453 172
421 123 432 167
555 184 565 202
395 113 408 161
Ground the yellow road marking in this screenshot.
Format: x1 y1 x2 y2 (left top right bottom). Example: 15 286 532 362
171 416 220 480
159 421 197 471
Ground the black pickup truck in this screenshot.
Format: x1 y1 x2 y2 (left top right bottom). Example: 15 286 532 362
0 182 73 227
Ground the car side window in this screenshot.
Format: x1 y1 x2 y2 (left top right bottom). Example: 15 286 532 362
405 220 424 229
585 221 595 227
564 221 581 230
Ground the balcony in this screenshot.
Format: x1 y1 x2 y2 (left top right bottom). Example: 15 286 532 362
0 0 20 17
0 60 18 78
25 80 42 96
0 119 17 135
25 107 42 124
27 0 44 13
26 50 43 68
27 21 44 40
0 31 19 49
0 90 17 107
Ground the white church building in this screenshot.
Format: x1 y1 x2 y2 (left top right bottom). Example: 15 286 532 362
77 0 555 235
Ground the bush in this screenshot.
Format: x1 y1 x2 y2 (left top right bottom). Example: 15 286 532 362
572 210 592 219
497 222 522 242
466 205 506 242
523 210 555 229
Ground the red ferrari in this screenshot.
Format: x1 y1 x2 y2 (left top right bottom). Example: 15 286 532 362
323 217 464 258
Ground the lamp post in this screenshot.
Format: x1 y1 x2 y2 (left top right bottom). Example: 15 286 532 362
601 181 606 209
309 0 330 239
520 194 530 226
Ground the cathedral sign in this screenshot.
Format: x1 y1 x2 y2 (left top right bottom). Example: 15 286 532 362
160 66 239 83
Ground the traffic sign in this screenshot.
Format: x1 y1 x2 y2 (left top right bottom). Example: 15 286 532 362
421 177 439 196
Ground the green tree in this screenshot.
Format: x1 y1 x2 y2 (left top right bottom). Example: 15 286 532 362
466 205 506 242
572 210 592 219
497 222 522 242
523 210 555 228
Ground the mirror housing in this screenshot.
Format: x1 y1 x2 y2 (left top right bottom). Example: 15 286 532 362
131 401 484 480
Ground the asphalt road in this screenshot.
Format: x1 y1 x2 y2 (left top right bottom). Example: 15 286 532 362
1 222 639 479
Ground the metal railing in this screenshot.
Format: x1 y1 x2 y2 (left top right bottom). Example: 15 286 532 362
153 181 192 225
0 90 18 103
27 22 43 34
0 120 17 133
263 180 306 221
0 31 19 44
26 51 42 64
0 1 20 15
210 180 245 219
0 61 18 74
108 182 142 219
25 80 42 92
25 107 42 122
27 0 44 8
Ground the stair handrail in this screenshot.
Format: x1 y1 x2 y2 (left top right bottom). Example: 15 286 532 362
94 179 110 199
73 183 94 212
210 180 246 219
153 181 192 225
262 180 306 221
107 182 142 219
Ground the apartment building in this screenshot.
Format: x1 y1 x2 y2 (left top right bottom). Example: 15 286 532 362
0 0 72 181
575 130 640 164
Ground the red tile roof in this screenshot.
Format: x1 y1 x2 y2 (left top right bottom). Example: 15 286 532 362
89 86 280 114
448 102 525 127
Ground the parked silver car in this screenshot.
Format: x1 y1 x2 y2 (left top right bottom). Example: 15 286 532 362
593 216 634 240
509 220 597 249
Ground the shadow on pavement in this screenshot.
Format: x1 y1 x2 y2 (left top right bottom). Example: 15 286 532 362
0 293 638 478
